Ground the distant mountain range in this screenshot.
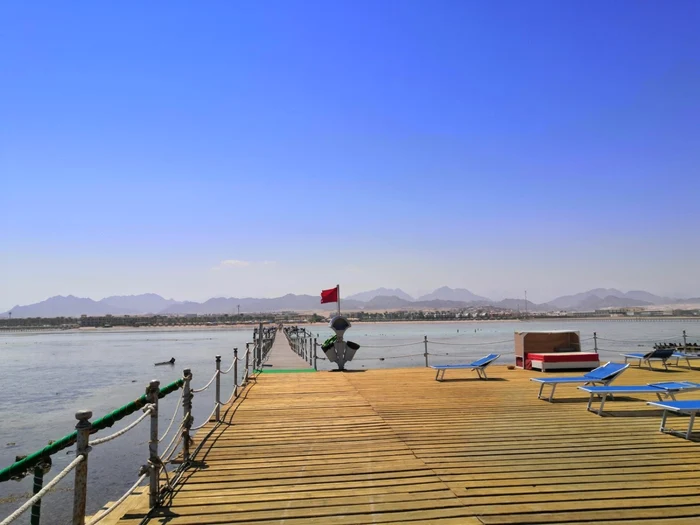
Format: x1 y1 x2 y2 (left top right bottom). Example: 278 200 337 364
1 287 694 318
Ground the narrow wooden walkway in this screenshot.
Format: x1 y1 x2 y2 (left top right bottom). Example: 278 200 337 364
262 331 313 370
103 365 700 524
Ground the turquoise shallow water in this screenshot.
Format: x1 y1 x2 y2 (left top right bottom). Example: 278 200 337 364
1 320 699 523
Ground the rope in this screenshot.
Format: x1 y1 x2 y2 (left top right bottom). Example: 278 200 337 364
223 383 238 406
0 455 84 525
191 371 219 393
597 335 687 344
219 357 236 375
191 404 219 431
361 341 424 348
90 407 153 446
85 473 148 525
160 420 185 462
354 353 424 360
428 338 512 346
158 391 184 443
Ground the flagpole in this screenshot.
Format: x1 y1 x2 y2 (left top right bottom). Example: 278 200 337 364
337 284 340 317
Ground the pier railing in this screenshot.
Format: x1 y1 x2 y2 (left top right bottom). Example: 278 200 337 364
284 326 318 369
0 343 259 525
286 328 699 368
250 324 276 370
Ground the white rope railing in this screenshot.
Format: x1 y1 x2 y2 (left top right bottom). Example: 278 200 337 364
90 406 153 446
190 404 219 431
223 383 239 406
160 419 186 462
219 357 236 374
191 371 219 393
0 455 84 525
161 433 184 463
85 472 148 525
158 390 185 442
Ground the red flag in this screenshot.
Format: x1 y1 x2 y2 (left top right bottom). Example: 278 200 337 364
321 287 338 304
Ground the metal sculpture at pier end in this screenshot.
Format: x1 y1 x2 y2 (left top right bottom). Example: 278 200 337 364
322 316 360 370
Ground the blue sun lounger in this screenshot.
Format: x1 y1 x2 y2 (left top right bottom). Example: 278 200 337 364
672 352 700 368
646 400 700 440
430 353 500 381
622 348 675 370
530 362 629 402
578 381 700 415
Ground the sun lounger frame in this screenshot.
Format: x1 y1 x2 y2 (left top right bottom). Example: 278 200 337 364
672 352 700 368
622 349 675 370
430 354 500 381
646 400 700 440
530 362 629 402
578 382 700 415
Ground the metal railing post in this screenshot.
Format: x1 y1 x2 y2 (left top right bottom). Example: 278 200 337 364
146 380 160 508
593 332 598 353
424 336 429 367
72 410 92 525
30 466 44 525
215 355 221 421
182 369 193 462
245 344 250 383
313 338 318 370
233 348 239 398
683 330 688 349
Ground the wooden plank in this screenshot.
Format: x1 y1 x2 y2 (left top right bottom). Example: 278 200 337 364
101 364 700 524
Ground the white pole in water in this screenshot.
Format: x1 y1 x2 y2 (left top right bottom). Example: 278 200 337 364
525 290 528 317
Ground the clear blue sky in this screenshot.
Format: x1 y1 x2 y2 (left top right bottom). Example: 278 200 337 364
2 0 699 309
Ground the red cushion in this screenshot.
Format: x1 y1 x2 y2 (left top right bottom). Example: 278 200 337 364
527 352 599 363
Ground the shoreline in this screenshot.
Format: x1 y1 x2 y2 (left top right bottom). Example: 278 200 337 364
2 316 699 335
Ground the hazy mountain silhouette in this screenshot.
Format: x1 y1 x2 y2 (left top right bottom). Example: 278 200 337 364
4 295 133 318
99 293 179 314
1 288 688 318
346 288 414 302
417 286 490 303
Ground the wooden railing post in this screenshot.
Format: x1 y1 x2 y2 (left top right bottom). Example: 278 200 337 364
146 380 160 508
72 410 92 525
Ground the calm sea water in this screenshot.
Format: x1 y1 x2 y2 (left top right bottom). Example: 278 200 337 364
1 320 699 523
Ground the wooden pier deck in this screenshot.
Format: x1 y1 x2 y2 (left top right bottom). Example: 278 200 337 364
261 332 313 371
102 365 700 524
